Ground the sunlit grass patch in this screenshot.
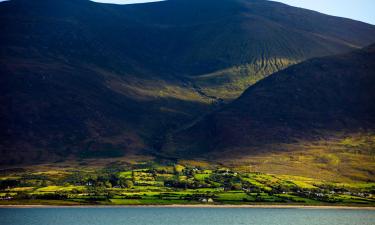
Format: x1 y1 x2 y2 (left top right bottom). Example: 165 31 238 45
36 185 86 192
276 175 318 189
0 192 17 197
0 176 21 181
224 133 375 183
194 173 210 181
156 174 175 181
7 187 35 192
154 166 174 174
32 171 72 180
242 177 272 191
118 171 132 179
135 181 163 186
178 160 211 168
216 192 248 201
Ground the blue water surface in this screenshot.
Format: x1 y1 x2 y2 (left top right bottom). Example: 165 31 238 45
0 207 374 225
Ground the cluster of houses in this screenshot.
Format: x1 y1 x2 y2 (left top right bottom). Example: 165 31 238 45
0 196 13 200
296 189 372 199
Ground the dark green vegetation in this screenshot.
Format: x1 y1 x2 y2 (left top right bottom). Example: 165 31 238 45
1 0 375 164
1 162 374 206
0 0 375 206
168 44 375 158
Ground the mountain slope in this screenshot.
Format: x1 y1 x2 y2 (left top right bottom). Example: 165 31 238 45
167 44 375 156
119 0 375 98
2 0 375 96
1 0 375 164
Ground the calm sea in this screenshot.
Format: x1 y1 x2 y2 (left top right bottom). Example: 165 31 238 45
0 207 374 225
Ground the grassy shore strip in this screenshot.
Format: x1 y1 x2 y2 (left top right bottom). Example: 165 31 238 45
1 162 374 206
0 204 375 210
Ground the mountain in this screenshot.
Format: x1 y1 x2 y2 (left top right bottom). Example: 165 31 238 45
166 44 375 157
1 0 375 164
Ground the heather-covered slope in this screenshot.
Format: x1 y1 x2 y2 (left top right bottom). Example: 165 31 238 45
167 44 375 156
1 0 375 164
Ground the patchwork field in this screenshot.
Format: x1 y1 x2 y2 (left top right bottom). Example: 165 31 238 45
0 160 374 206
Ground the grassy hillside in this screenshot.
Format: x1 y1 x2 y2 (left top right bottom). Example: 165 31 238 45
220 133 375 182
1 0 375 164
167 44 375 160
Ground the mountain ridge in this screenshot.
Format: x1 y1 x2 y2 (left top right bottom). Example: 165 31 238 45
1 0 375 164
165 43 375 157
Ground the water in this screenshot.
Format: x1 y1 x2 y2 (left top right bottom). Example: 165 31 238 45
0 207 374 225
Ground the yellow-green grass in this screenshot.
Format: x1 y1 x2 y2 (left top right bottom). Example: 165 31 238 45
178 175 188 181
246 174 287 191
32 170 71 176
133 172 154 179
119 191 161 196
155 166 174 173
35 185 86 193
192 60 296 100
118 171 132 179
156 174 174 181
194 173 211 181
189 188 220 193
174 164 185 173
135 181 163 186
0 176 21 180
332 194 375 204
242 177 272 191
203 170 213 174
0 192 17 197
6 187 35 192
178 160 212 168
125 186 171 192
276 175 318 189
216 192 248 201
324 182 375 191
221 133 375 183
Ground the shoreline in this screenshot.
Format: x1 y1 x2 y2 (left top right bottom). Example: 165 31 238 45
1 204 374 210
